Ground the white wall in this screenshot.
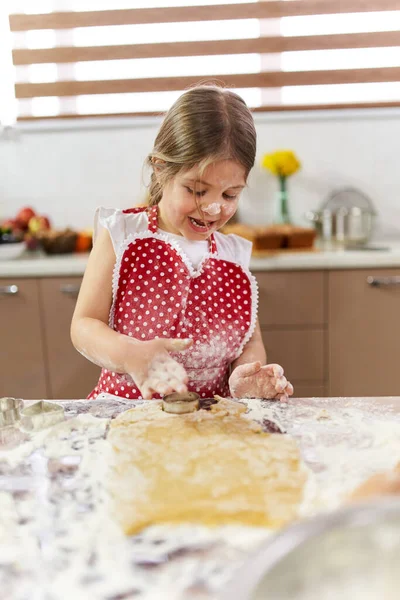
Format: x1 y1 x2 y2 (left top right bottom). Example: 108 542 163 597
1 107 400 240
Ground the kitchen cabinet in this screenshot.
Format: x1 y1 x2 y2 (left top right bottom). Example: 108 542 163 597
328 269 400 396
0 279 47 398
40 278 100 399
257 271 325 327
0 276 99 399
5 265 400 400
255 271 327 397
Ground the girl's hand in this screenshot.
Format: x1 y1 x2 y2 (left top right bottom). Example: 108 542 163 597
124 338 193 400
229 362 294 402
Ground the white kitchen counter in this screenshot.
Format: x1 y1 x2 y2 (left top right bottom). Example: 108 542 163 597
2 243 400 277
250 242 400 271
0 252 90 278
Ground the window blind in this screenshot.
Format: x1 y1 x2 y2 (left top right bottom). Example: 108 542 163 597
7 0 400 120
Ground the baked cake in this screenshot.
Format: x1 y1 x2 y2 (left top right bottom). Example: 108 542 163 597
222 223 317 251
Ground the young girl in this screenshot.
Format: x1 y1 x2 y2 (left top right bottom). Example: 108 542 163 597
71 85 293 402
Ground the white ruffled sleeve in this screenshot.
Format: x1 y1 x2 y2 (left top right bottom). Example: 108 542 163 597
214 232 252 270
230 234 253 269
94 207 148 254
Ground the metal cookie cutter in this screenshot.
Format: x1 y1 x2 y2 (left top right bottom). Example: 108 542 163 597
20 400 64 431
0 397 24 428
162 392 200 414
162 393 221 414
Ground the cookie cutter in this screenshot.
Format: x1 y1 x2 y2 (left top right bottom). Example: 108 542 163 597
0 397 24 428
162 392 200 414
162 393 221 414
20 400 64 431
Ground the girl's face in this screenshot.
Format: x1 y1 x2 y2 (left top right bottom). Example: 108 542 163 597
157 159 246 240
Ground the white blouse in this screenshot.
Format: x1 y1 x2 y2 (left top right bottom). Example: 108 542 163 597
95 207 253 270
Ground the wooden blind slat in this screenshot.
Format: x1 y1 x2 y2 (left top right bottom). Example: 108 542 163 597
9 0 399 32
15 101 400 121
15 67 400 99
12 31 400 66
10 1 400 117
252 101 400 112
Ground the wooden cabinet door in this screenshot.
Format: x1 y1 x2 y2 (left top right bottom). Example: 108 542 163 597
262 329 325 380
261 329 326 398
328 269 400 396
291 383 326 399
256 271 325 327
0 279 47 398
40 278 100 399
255 271 327 397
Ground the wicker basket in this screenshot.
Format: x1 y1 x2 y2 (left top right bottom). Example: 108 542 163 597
37 229 78 255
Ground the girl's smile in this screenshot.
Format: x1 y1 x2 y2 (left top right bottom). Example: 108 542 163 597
187 215 217 233
157 159 246 240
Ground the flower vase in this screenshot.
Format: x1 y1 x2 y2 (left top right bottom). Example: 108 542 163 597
275 176 291 225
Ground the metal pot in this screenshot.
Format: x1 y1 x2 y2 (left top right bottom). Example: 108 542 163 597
222 498 400 600
305 187 377 248
306 206 375 247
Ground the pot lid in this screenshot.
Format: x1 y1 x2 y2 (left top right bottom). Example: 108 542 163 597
321 187 377 215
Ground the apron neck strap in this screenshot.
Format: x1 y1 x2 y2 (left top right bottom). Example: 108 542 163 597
147 204 217 254
147 204 158 233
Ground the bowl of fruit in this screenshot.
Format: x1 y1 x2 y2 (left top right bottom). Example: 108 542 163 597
0 234 25 260
1 205 92 257
0 205 51 258
0 217 26 260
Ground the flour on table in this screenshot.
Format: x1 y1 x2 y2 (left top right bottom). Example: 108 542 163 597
1 397 400 599
245 397 400 514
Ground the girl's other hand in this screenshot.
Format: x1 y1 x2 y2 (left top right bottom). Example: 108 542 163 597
228 362 294 402
124 338 193 399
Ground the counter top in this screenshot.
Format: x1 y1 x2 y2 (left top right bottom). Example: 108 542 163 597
250 243 400 271
0 252 90 278
1 396 400 600
2 243 400 278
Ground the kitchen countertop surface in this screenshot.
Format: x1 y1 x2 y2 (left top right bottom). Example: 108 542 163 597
2 242 400 277
1 396 400 599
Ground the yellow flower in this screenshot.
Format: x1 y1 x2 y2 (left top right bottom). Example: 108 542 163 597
261 150 301 178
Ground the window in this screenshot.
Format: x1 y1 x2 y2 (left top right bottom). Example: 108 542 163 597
0 4 18 125
3 0 400 121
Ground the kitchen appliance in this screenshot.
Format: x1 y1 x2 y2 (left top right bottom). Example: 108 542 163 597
222 498 400 600
306 187 377 248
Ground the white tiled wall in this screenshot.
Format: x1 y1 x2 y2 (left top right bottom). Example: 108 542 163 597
1 108 400 241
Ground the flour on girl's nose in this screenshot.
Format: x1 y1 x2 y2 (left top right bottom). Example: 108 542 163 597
202 203 221 215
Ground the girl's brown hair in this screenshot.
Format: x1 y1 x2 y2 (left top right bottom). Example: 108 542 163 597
146 85 257 205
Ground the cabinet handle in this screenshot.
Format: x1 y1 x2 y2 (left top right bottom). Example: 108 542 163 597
0 285 19 295
60 284 81 297
367 276 400 288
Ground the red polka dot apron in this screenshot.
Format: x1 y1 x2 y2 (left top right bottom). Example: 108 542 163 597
88 206 257 400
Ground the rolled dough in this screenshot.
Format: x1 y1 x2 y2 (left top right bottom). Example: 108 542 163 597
107 399 308 534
